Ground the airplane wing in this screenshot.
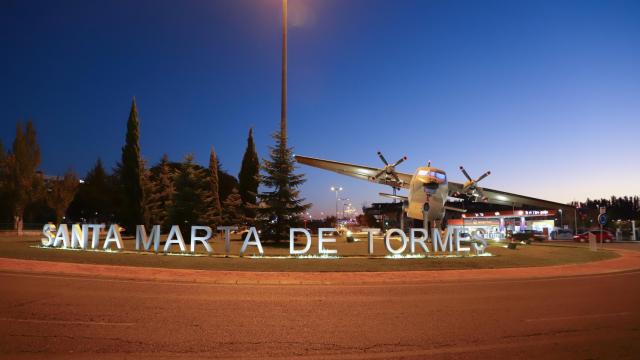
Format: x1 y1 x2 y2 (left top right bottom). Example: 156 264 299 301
448 181 573 210
295 155 412 189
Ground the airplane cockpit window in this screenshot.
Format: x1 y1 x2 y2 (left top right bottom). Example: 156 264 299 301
432 172 446 181
418 170 446 181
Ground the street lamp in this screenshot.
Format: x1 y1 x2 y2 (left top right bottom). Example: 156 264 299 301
343 202 353 220
559 209 563 228
330 186 343 224
338 198 350 219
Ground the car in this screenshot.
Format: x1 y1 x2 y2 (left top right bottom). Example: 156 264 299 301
573 230 614 243
512 230 546 243
550 229 574 240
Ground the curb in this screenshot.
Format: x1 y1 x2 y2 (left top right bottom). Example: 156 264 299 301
1 249 639 285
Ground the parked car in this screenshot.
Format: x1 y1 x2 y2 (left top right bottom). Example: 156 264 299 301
550 229 574 240
512 230 546 243
573 230 614 243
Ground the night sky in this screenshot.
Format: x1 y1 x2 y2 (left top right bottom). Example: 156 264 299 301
1 0 639 217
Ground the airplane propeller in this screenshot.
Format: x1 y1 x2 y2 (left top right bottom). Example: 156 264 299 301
459 166 491 201
371 151 407 185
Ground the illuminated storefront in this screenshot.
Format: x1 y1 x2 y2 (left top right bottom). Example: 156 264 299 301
448 210 558 240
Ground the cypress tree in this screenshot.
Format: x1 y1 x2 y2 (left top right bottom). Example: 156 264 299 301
204 147 222 225
258 131 310 241
120 97 146 232
238 128 260 221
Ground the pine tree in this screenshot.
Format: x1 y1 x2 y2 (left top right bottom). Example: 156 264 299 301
46 170 79 223
120 97 146 232
140 158 153 228
169 155 208 231
258 131 311 241
204 148 222 225
238 128 260 221
68 158 114 223
222 187 245 226
147 154 174 230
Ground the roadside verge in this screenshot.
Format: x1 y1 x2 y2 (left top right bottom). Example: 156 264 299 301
1 248 639 285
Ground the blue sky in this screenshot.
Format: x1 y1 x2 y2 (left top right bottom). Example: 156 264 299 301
1 0 639 217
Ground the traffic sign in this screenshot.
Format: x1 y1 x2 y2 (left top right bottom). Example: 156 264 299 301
598 213 607 226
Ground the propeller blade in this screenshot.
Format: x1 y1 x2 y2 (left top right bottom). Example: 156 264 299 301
392 156 407 167
372 169 386 180
391 172 401 183
476 171 491 183
377 151 389 166
459 166 473 181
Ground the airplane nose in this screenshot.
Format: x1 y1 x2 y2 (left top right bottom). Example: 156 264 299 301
424 182 439 194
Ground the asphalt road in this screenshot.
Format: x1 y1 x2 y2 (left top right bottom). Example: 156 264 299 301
1 268 639 359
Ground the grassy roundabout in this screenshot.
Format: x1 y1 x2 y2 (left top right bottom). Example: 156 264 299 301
0 234 618 272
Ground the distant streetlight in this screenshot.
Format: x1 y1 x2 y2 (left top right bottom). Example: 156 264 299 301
330 186 343 222
559 209 563 228
304 212 311 228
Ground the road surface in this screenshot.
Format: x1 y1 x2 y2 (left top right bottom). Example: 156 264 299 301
1 268 639 359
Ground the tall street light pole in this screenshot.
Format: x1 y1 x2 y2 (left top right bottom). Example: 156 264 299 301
280 0 287 148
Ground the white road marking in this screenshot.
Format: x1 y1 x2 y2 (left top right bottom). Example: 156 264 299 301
525 312 631 322
0 317 135 326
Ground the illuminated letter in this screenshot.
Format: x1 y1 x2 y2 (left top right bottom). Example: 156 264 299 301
41 223 56 246
240 227 263 256
410 228 429 254
53 224 70 248
384 228 407 255
103 224 124 250
190 226 213 253
217 226 238 254
290 228 312 255
164 225 186 253
472 233 487 255
136 225 160 251
432 228 452 253
455 228 470 253
362 228 380 255
70 224 88 249
318 228 337 255
87 224 105 249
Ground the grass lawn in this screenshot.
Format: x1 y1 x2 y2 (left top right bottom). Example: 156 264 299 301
0 234 618 272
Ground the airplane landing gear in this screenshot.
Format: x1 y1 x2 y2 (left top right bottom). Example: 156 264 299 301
422 203 429 231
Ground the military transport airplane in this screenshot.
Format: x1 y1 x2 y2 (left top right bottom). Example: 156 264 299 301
295 152 572 228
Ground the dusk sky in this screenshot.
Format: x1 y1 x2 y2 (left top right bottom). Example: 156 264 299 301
1 0 638 217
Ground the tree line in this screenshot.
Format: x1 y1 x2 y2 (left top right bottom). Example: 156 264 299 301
572 196 640 228
1 97 309 240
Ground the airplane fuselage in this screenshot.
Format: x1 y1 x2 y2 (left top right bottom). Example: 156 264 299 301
406 167 448 221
